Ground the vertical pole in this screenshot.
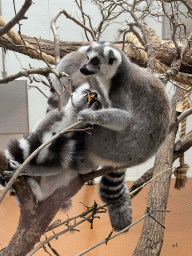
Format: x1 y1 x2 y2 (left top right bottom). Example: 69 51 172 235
0 0 7 78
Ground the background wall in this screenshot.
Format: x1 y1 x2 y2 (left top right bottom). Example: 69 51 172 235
0 0 192 180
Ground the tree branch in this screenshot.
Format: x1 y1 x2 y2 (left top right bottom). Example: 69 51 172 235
126 32 192 85
51 9 63 66
0 0 32 36
61 9 96 41
174 129 192 154
0 67 53 84
76 213 149 256
133 85 183 256
159 32 192 84
0 16 55 64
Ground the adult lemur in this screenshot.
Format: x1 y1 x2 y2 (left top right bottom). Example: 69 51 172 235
1 42 170 231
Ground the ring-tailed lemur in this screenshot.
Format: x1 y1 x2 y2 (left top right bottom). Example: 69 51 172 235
2 83 101 200
1 42 170 231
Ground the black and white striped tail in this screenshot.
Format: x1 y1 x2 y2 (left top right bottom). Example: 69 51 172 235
99 169 132 231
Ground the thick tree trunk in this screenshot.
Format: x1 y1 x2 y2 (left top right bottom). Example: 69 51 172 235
132 87 183 256
0 176 84 256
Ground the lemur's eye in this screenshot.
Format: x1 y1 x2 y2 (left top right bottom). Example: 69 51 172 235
91 57 99 65
108 57 116 65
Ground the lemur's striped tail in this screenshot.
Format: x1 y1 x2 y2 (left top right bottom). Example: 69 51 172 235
99 169 132 231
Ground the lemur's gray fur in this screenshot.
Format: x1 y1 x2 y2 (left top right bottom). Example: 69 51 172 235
1 42 170 231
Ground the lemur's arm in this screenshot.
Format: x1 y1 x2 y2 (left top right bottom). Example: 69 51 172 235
78 108 132 131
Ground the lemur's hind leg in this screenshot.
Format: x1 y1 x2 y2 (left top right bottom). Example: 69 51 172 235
99 169 132 231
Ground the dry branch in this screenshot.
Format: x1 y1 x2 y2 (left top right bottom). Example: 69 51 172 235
159 32 192 84
76 213 149 256
51 10 63 66
0 67 53 84
174 129 192 154
1 30 192 75
126 32 192 85
0 16 55 64
132 87 183 256
0 0 32 36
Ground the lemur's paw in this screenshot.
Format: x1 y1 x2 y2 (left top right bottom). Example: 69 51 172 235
108 202 132 231
78 108 96 124
0 174 8 187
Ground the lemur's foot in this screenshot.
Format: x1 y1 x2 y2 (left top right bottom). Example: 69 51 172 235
1 159 20 178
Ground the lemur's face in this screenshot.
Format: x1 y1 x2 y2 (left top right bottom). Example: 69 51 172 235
80 42 122 79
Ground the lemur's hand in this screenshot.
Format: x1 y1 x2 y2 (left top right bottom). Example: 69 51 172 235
78 108 96 124
0 160 21 188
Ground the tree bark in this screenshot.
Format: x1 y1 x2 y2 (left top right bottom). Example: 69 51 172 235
19 35 192 74
0 176 84 256
132 87 183 256
1 34 192 74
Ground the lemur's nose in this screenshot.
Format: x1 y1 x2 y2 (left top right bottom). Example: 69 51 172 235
80 64 89 75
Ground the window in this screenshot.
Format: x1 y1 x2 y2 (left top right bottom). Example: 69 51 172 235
0 80 29 134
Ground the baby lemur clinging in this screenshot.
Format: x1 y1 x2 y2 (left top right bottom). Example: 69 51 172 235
1 42 170 231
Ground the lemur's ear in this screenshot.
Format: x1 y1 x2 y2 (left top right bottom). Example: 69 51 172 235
108 50 116 65
78 45 90 54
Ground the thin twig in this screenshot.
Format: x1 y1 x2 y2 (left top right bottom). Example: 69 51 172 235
0 67 52 84
45 203 107 232
28 85 48 98
171 80 192 92
0 67 72 108
76 213 149 256
129 167 175 197
61 9 96 41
